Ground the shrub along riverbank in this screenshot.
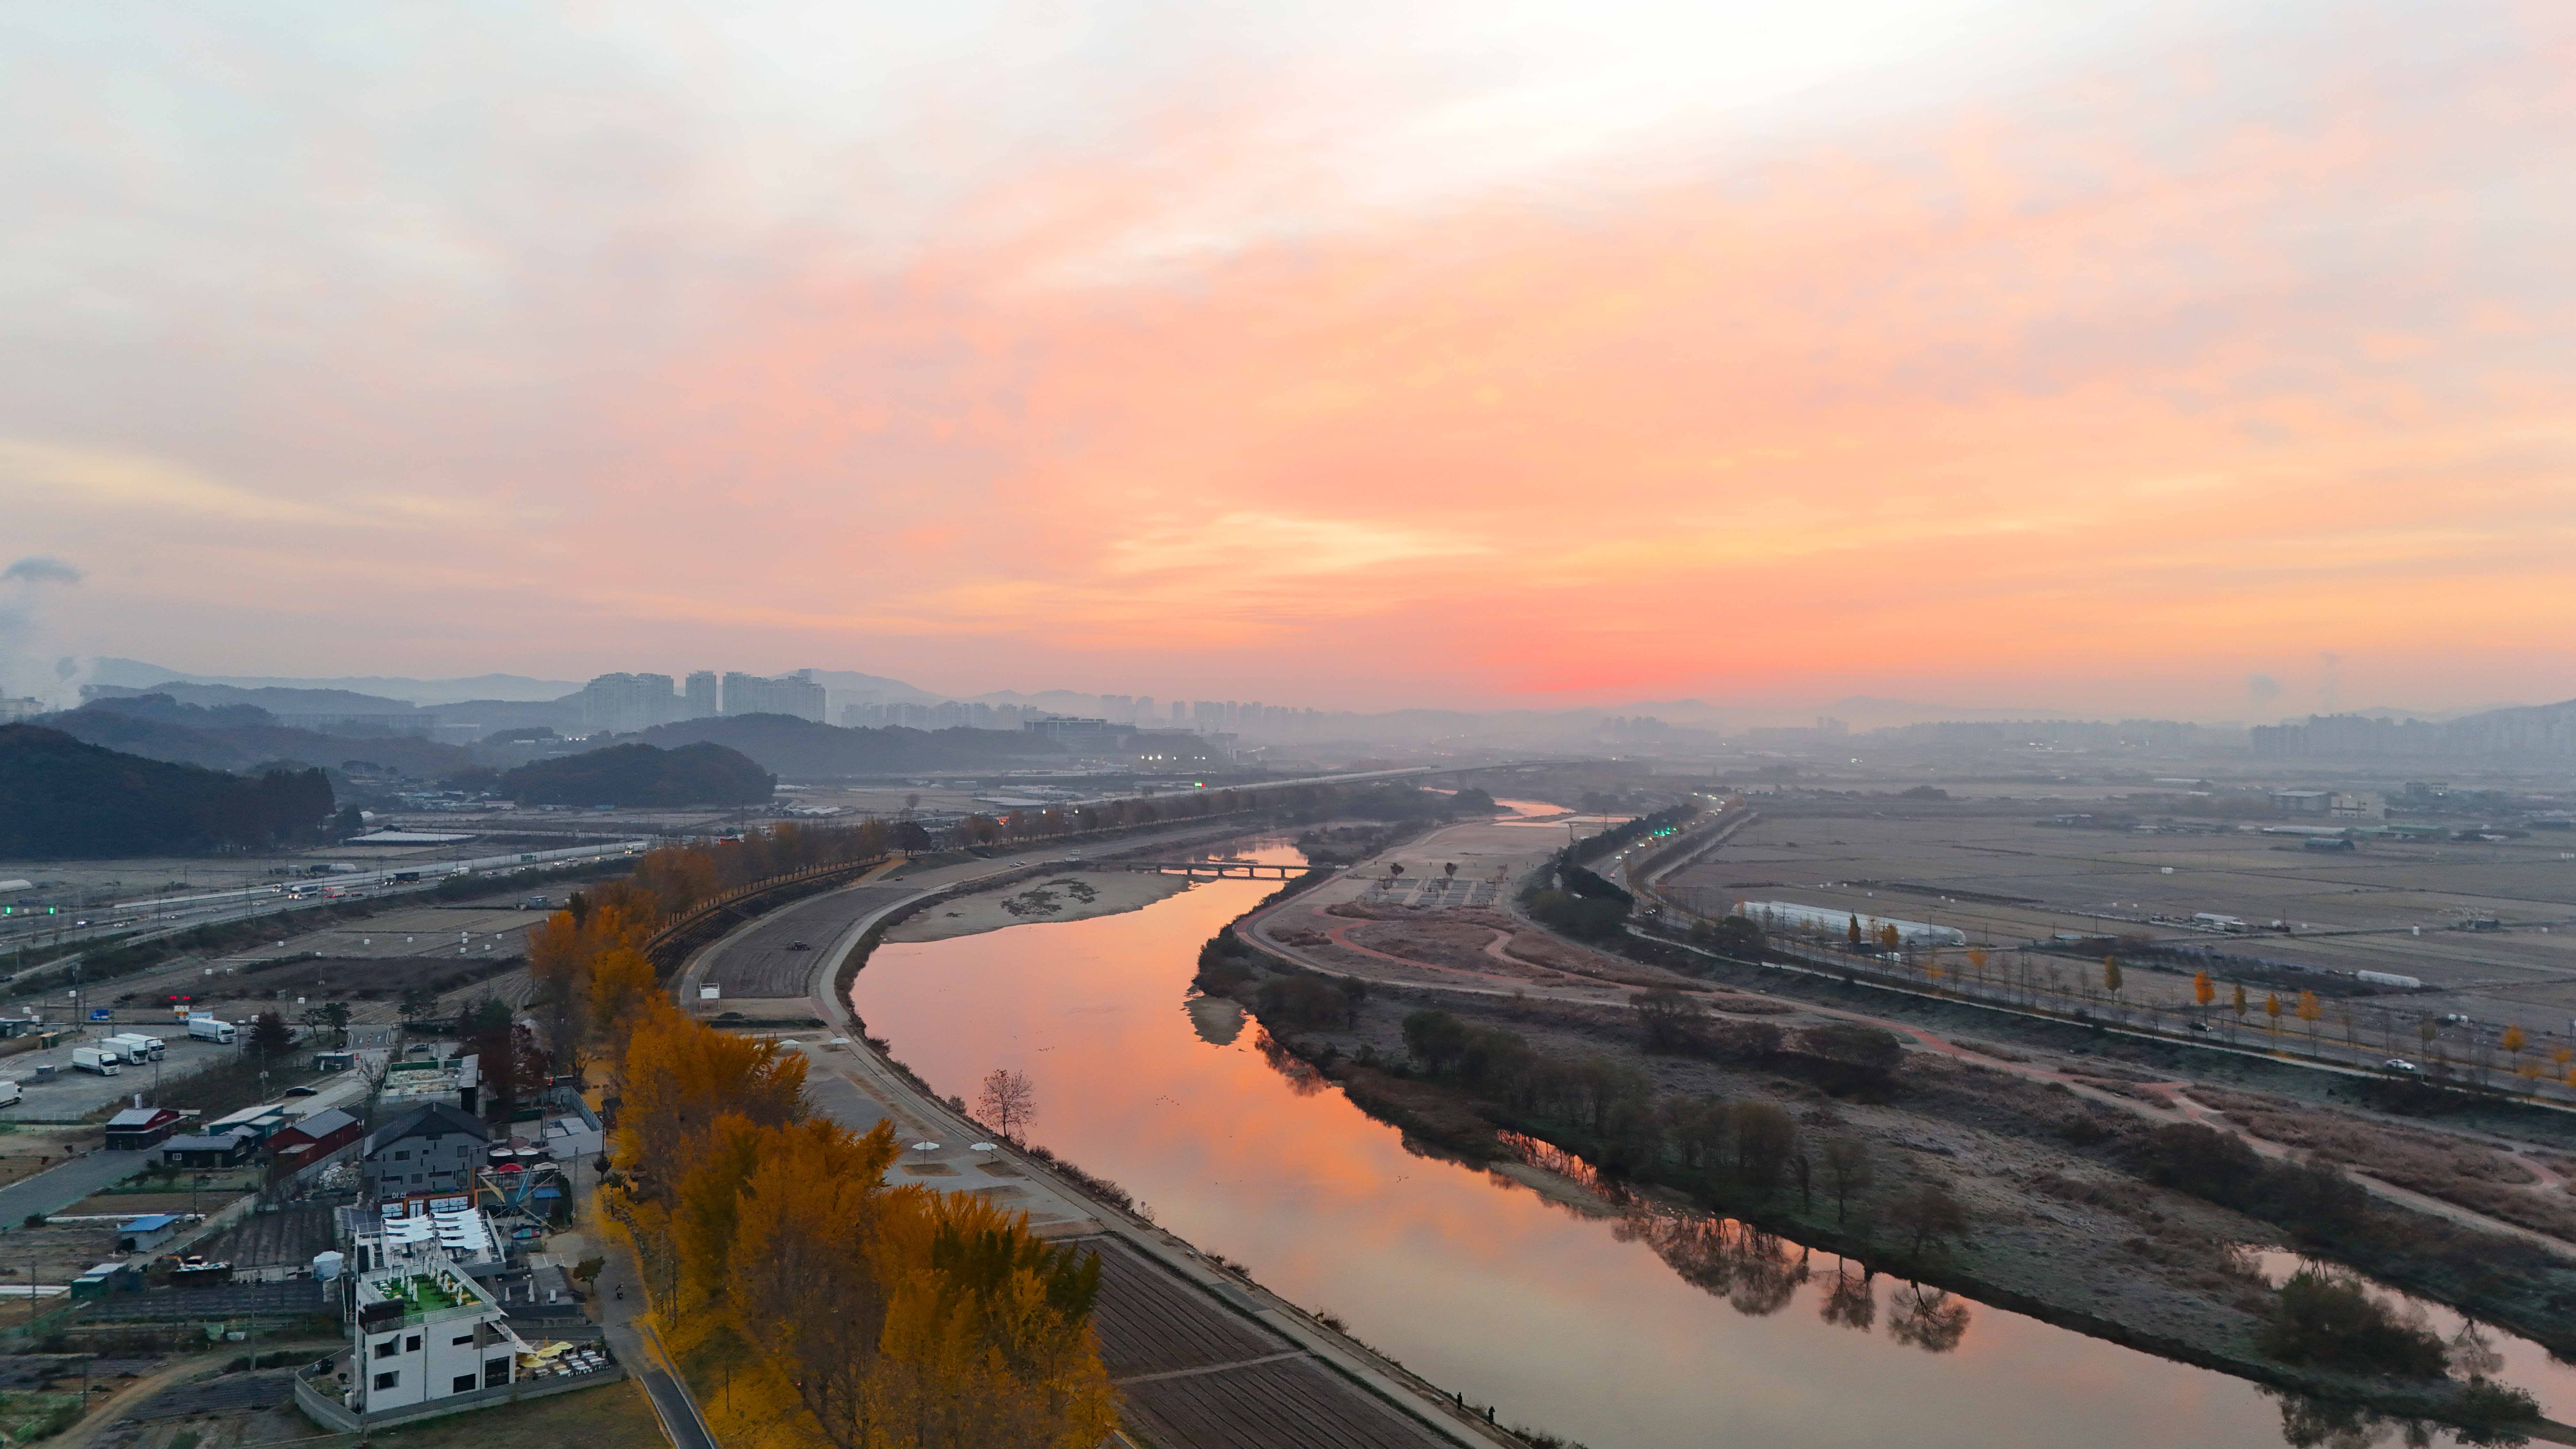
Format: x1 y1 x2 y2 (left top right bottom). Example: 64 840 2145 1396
1211 938 2551 1444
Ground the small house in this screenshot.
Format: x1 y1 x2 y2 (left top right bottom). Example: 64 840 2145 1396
67 1262 137 1300
537 1103 602 1164
161 1130 257 1169
117 1214 184 1252
103 1107 185 1151
206 1104 293 1146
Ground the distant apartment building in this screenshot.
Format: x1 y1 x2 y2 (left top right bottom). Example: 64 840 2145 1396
2253 708 2576 760
575 673 677 735
1024 716 1124 752
846 700 1028 731
682 671 719 719
721 671 826 722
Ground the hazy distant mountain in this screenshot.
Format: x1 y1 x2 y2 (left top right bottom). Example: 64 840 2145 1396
797 669 944 707
91 680 420 715
89 659 578 705
420 698 582 733
966 688 1105 713
42 698 474 779
634 713 1061 778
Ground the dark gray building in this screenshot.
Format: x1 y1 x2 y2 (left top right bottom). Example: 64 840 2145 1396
362 1103 490 1202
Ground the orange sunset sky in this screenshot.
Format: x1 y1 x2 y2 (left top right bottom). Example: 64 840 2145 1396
2 2 2570 717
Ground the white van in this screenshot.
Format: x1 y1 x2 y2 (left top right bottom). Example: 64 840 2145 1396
0 1081 22 1108
71 1048 120 1076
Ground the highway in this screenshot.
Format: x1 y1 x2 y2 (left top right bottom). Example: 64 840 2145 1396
0 838 653 970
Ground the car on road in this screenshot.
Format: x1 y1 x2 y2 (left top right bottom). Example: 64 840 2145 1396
2186 1019 2210 1031
786 941 812 951
2384 1058 2421 1073
281 1085 319 1097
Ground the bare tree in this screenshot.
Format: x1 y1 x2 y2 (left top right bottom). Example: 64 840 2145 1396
978 1068 1037 1142
1821 1136 1873 1223
1819 1262 1875 1331
357 1052 392 1132
1885 1182 1968 1260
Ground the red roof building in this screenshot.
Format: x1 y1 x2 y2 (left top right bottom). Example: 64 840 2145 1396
265 1107 362 1174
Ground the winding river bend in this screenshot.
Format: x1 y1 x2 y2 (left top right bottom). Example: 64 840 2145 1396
850 841 2564 1449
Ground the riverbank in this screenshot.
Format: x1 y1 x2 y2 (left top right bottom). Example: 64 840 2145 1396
854 846 2471 1447
1216 950 2564 1444
882 871 1194 942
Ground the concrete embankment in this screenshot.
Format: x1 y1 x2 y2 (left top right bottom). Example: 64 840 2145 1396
678 832 1514 1449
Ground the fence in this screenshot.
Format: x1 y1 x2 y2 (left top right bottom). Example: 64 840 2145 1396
1639 918 2576 1109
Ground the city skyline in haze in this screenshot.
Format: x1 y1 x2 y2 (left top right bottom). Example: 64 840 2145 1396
4 2 2570 718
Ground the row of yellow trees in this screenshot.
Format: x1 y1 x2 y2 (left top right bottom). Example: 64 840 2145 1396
525 822 897 1080
517 824 1120 1447
598 1000 1117 1449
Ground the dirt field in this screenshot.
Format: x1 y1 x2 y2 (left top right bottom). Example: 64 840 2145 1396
198 1203 337 1270
0 1131 102 1190
702 883 915 1000
66 1362 655 1449
885 872 1191 943
1667 801 2576 1035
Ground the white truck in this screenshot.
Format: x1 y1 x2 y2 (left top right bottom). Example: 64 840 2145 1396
0 1081 21 1108
186 1016 236 1045
71 1047 121 1076
103 1034 162 1063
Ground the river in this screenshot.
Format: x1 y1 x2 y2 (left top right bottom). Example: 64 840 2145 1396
849 839 2559 1448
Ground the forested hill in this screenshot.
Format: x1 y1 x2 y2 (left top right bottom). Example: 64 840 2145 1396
632 714 1061 778
40 695 475 778
500 740 774 807
0 725 336 858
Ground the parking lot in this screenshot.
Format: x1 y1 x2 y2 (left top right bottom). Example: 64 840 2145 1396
0 1029 251 1119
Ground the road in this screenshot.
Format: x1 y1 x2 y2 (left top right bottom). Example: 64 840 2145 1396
0 1047 378 1234
1246 809 2576 1257
0 838 652 968
672 825 1510 1449
0 1151 144 1229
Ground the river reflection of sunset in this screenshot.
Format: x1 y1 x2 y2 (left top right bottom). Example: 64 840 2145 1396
850 845 2474 1449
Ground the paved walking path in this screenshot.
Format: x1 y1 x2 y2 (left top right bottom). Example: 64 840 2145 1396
595 1242 717 1449
696 831 1510 1449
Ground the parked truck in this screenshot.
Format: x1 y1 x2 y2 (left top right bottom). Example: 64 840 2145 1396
71 1047 120 1076
103 1034 162 1063
186 1016 235 1045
